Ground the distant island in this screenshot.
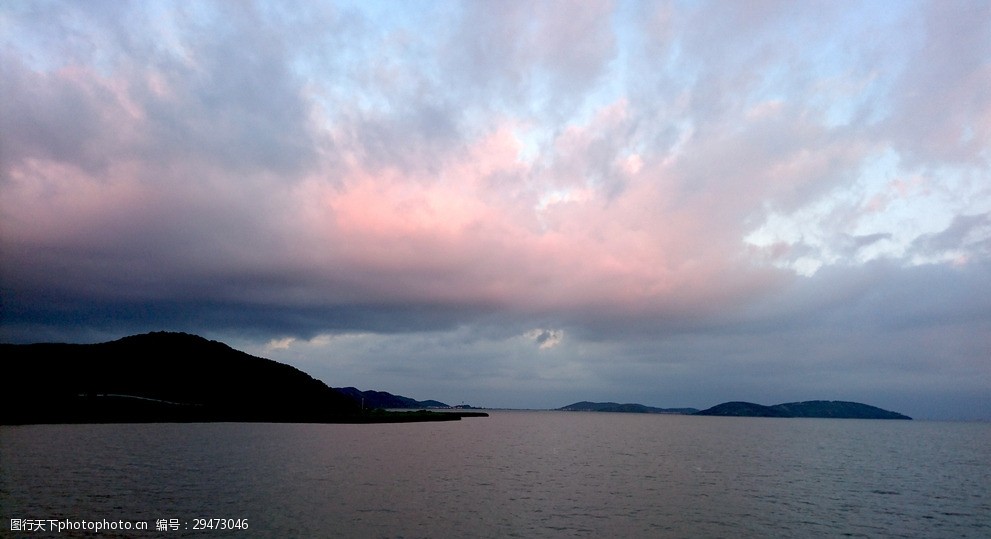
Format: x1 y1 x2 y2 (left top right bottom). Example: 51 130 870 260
558 401 699 414
0 332 486 425
556 399 910 420
695 400 912 419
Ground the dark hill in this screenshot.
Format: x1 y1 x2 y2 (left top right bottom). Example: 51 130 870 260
558 401 699 414
0 332 472 424
696 400 911 420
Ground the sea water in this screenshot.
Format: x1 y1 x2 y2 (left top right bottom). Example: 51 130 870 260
2 411 989 538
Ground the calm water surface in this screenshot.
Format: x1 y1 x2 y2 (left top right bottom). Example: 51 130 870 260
2 411 989 538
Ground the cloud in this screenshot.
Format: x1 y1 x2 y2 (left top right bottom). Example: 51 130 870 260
882 0 991 166
446 0 616 118
524 329 564 350
264 337 296 352
910 212 991 265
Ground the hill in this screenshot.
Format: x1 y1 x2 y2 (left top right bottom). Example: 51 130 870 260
695 400 911 420
0 332 477 424
558 401 699 414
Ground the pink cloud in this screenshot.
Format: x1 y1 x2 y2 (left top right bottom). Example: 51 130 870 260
279 98 790 318
2 147 164 256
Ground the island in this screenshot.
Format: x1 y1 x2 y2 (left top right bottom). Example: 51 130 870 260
0 332 486 425
558 401 699 414
695 400 911 420
556 399 911 420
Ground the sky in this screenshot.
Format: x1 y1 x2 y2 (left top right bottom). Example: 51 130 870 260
2 0 989 420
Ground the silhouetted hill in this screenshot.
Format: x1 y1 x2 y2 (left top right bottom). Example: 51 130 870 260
335 387 449 409
558 401 699 414
0 332 476 424
695 400 911 419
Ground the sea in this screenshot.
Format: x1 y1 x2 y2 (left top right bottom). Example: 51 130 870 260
1 411 988 538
